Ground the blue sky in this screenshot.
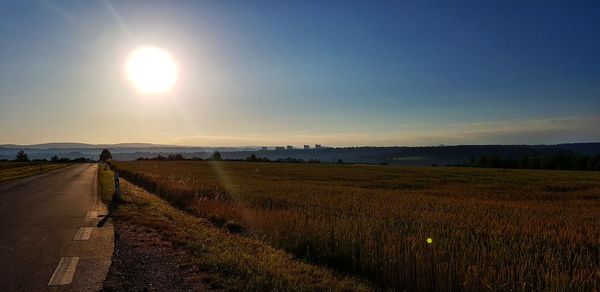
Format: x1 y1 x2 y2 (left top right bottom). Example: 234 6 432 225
0 0 598 146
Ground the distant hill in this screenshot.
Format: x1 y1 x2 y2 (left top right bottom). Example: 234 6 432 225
535 143 600 156
1 142 599 165
0 142 176 149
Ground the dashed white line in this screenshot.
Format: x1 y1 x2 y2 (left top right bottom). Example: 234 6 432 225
74 227 93 240
48 257 79 286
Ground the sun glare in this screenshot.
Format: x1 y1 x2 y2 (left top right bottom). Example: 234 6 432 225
125 46 178 95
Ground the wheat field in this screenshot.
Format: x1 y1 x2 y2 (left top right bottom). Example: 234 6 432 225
114 160 600 290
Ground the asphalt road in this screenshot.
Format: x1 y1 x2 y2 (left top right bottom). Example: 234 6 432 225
0 164 113 291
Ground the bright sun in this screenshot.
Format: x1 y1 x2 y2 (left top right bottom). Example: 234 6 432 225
125 46 178 94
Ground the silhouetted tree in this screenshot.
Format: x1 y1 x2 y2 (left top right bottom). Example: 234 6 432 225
99 149 112 162
51 155 59 162
212 151 222 161
468 151 600 171
168 154 184 160
152 155 166 161
574 156 589 170
15 150 29 162
589 155 600 171
72 157 93 163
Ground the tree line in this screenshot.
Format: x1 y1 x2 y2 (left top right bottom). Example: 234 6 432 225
136 152 324 164
452 151 600 171
0 150 95 163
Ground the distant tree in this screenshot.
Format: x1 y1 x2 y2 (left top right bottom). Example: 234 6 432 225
468 157 477 166
528 156 541 169
212 151 222 161
279 157 304 163
518 156 529 169
246 154 258 162
15 150 29 162
51 155 59 162
574 156 589 170
99 149 112 162
151 155 166 161
167 154 185 160
72 157 92 163
467 151 600 171
589 154 600 171
477 156 488 168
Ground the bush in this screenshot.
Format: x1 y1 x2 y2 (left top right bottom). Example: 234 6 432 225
224 221 246 234
207 213 227 227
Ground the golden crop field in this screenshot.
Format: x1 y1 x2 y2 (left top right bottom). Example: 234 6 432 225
113 160 600 290
0 162 68 182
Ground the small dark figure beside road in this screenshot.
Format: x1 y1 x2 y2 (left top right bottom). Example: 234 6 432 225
114 171 121 201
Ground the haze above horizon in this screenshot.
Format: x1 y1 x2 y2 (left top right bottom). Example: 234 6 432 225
1 1 599 147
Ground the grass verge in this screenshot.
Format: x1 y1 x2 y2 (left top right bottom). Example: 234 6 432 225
97 163 115 204
111 178 371 291
0 163 69 182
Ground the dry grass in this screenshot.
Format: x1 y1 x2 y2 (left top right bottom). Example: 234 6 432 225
114 178 371 291
0 162 68 182
97 163 115 204
114 161 600 290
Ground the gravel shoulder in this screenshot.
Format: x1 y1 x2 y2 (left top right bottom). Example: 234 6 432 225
102 219 212 291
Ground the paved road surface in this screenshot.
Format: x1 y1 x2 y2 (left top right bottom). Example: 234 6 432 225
0 164 113 291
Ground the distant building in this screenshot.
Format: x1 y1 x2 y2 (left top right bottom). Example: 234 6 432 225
286 145 294 150
304 145 310 150
261 146 268 150
315 144 322 149
275 146 285 151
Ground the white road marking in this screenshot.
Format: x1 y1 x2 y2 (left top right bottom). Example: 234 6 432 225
48 257 79 286
74 227 93 240
86 211 98 218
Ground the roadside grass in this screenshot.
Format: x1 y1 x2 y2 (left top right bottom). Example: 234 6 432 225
0 162 68 182
97 163 115 204
0 162 35 169
114 179 371 291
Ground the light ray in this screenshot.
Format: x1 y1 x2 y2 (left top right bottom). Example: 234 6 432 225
39 0 79 25
167 93 201 135
101 0 134 42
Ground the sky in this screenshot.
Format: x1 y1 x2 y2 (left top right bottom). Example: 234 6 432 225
0 0 599 147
